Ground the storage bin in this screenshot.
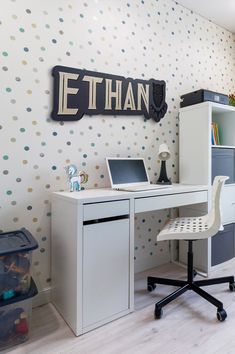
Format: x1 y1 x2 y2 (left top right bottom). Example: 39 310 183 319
212 147 235 184
0 278 37 351
0 228 38 301
211 223 235 266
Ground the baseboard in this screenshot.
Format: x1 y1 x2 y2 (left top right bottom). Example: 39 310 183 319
33 287 51 308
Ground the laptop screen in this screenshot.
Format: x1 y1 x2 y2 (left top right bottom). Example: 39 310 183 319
106 158 149 188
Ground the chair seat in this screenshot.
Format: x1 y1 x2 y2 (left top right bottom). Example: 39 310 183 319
157 215 213 241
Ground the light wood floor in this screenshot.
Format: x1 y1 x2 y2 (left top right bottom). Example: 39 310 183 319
7 260 235 354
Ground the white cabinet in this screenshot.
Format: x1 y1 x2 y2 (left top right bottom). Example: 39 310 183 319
51 195 131 336
179 101 235 273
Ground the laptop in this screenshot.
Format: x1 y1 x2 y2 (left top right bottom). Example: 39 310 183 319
106 157 172 192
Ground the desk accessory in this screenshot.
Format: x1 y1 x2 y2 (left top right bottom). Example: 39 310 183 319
64 164 88 192
157 144 172 185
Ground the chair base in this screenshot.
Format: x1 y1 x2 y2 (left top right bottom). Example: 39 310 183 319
147 241 235 321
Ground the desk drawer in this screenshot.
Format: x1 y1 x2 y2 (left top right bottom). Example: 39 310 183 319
83 200 129 221
135 191 207 213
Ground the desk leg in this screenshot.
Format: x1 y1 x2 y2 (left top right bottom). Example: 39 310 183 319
129 198 135 312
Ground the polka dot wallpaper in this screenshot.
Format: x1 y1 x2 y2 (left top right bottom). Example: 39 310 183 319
0 0 235 295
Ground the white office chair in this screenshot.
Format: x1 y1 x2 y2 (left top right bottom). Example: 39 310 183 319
147 176 235 322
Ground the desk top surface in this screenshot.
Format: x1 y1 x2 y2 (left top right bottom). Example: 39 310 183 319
52 183 208 204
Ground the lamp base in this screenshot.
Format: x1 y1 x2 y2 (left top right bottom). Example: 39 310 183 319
156 180 172 185
157 160 172 185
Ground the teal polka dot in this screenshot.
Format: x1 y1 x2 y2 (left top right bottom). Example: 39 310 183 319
20 128 26 132
3 155 9 160
24 146 30 151
2 51 8 57
6 87 12 92
6 190 12 195
19 27 25 32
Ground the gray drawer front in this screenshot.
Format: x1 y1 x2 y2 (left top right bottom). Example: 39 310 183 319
211 223 234 266
212 148 235 184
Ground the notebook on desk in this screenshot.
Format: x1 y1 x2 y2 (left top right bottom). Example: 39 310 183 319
106 157 172 192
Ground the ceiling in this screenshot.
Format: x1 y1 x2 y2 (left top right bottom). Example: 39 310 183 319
176 0 235 34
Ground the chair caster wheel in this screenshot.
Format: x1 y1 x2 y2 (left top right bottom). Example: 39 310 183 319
154 307 163 319
229 282 235 291
217 309 227 322
147 283 156 292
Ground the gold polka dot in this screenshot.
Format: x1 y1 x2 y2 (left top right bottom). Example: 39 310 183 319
27 90 32 94
10 138 16 142
36 227 42 232
33 217 38 223
22 60 27 65
32 121 37 125
27 188 33 192
22 160 28 164
35 176 40 180
10 36 16 40
95 166 99 169
32 23 37 28
65 159 70 163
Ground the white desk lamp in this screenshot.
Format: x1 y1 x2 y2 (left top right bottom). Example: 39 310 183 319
157 143 172 185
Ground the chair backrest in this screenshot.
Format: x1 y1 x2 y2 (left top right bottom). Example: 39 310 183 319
207 176 229 235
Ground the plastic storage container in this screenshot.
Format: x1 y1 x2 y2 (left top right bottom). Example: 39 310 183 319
0 278 38 351
0 228 38 301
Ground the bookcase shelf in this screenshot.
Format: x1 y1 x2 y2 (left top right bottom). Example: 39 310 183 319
179 101 235 274
212 145 235 149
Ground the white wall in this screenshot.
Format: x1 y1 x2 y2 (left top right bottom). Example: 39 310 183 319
0 0 234 297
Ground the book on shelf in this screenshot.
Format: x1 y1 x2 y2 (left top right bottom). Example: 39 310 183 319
211 122 220 145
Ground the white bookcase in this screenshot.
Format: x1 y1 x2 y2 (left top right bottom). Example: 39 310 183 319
179 101 235 274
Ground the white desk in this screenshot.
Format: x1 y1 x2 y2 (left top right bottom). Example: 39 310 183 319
51 184 208 335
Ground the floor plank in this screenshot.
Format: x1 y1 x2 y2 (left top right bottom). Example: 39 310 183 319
6 261 235 354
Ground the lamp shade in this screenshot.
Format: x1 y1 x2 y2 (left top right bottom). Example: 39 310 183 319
158 143 171 161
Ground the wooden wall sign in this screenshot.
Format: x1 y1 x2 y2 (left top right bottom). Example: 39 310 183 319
51 65 168 123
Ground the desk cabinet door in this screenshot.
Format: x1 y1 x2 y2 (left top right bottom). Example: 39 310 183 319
83 218 129 328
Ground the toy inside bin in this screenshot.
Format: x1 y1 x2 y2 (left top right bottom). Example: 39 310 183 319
0 278 38 351
0 228 38 301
